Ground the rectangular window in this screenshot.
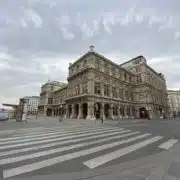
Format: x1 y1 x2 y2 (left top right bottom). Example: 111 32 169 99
48 98 53 104
129 76 132 83
125 90 129 100
95 59 100 70
112 67 115 77
119 89 123 99
137 74 142 83
104 85 109 96
131 92 134 101
76 65 79 72
112 87 116 98
82 83 88 93
84 60 87 67
94 82 101 94
124 73 127 81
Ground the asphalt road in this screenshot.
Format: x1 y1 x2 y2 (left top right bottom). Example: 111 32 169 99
0 118 179 179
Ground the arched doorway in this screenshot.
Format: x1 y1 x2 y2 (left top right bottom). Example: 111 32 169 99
132 107 136 118
127 107 130 117
139 107 149 118
178 111 180 117
104 104 110 119
94 103 101 119
113 106 118 117
46 108 52 116
68 105 72 118
159 108 163 116
120 107 124 117
56 109 59 116
82 103 88 119
75 104 79 118
59 108 61 116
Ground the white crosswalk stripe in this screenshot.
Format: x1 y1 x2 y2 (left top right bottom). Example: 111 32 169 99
158 139 179 149
0 125 178 179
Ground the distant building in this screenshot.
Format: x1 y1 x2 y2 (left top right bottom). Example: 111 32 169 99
38 81 67 116
23 96 40 115
38 46 169 120
168 90 180 117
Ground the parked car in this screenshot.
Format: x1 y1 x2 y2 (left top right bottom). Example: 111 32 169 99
0 112 9 121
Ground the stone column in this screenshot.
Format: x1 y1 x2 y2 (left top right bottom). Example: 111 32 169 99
64 104 69 118
43 107 47 117
130 106 133 119
148 110 153 119
124 106 128 118
117 105 122 119
71 104 76 119
86 102 95 120
77 103 83 119
100 103 105 119
109 104 114 119
135 108 140 119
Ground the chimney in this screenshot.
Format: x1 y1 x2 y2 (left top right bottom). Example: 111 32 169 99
89 45 95 52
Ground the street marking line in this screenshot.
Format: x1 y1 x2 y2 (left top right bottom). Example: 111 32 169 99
0 128 125 150
0 125 97 136
0 127 46 135
2 133 150 178
0 131 139 165
0 130 133 157
0 126 114 142
9 125 98 137
83 136 163 169
158 139 179 150
12 125 97 137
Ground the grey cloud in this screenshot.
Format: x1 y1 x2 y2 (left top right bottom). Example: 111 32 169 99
0 0 179 56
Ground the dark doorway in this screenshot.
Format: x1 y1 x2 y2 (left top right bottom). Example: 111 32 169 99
82 103 88 119
178 111 180 117
94 103 101 119
104 104 110 119
139 107 149 118
113 106 118 117
120 107 124 117
75 104 79 118
68 105 72 118
46 109 52 116
159 108 163 115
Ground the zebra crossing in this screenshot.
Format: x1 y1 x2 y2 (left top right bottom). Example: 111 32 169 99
0 124 178 179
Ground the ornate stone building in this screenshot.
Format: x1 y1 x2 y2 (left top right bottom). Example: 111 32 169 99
38 46 169 120
168 90 180 117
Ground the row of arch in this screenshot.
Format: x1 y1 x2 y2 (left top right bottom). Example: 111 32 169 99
45 103 154 119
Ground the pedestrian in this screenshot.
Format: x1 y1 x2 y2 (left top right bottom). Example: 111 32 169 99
173 113 176 119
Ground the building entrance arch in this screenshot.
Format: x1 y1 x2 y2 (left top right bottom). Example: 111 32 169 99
104 104 110 119
75 104 79 118
46 108 52 116
139 107 149 118
82 103 88 119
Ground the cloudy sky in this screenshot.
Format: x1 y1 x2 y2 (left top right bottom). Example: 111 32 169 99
0 0 180 107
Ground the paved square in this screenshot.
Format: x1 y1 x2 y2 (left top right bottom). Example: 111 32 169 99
0 119 179 179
